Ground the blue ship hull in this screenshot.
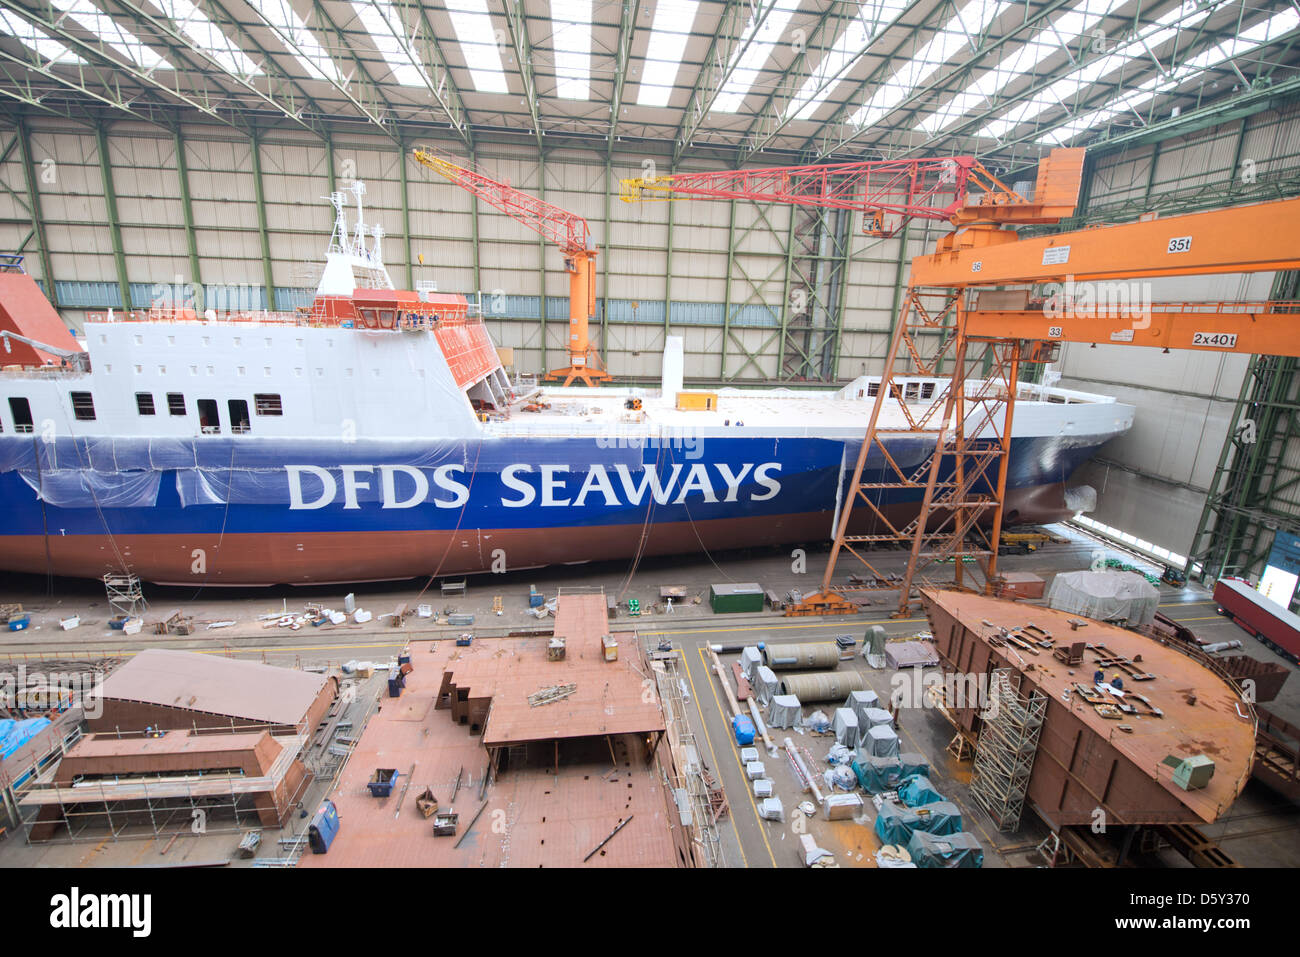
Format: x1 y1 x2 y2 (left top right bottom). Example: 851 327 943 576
0 431 1109 585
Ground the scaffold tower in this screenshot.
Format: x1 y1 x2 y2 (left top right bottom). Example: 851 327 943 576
969 668 1047 832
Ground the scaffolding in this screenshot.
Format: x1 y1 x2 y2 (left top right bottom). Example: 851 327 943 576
649 642 724 867
969 668 1047 832
18 730 311 844
103 573 146 618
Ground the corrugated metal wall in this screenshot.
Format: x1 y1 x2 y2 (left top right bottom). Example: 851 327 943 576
0 118 913 383
1058 103 1300 556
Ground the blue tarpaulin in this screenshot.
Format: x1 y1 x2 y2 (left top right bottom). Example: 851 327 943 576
852 756 902 793
908 830 984 868
873 800 920 845
899 753 930 778
0 717 51 759
898 774 943 808
911 801 963 836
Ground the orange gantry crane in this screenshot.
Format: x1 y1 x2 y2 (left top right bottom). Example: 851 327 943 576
413 148 610 387
623 147 1300 616
798 190 1300 618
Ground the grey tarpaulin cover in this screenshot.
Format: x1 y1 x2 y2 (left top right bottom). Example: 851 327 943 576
832 707 860 747
845 689 880 724
866 724 900 758
740 647 763 681
864 625 888 669
911 801 962 836
862 707 893 728
899 753 930 778
1045 570 1159 627
898 774 943 808
852 756 903 793
767 694 801 728
908 829 983 868
753 665 780 707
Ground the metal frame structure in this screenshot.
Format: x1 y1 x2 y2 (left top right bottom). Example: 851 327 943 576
412 147 610 386
968 668 1047 832
1188 271 1300 585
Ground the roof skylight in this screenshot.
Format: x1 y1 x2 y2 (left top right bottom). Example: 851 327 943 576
352 0 425 87
444 0 508 94
1040 7 1300 144
637 0 700 107
786 0 909 121
978 0 1213 140
552 0 593 100
50 0 170 71
245 0 345 85
155 0 260 76
916 0 1125 135
0 9 86 64
712 0 802 114
850 0 1014 130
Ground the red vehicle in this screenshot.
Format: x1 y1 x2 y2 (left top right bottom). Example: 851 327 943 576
1214 578 1300 663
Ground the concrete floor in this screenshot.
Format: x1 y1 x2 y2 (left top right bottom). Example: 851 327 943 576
2 521 1298 868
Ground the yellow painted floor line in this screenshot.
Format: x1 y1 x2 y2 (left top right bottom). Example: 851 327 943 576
678 642 748 868
697 645 778 869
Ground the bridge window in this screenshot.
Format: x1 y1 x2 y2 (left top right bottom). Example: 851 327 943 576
254 393 282 416
197 399 220 434
167 393 186 416
136 392 155 415
229 399 250 434
70 392 96 421
8 397 33 433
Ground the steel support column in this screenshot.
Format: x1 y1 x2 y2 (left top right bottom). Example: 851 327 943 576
95 124 131 312
248 132 277 312
173 126 201 291
720 199 737 379
663 195 674 335
537 151 549 369
1188 270 1300 587
15 115 56 306
398 140 413 290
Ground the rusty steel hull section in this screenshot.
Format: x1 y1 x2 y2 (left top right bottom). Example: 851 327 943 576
922 589 1256 827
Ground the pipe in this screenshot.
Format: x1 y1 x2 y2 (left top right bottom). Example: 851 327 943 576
779 670 869 703
784 737 824 805
761 642 841 671
747 698 774 752
706 648 742 719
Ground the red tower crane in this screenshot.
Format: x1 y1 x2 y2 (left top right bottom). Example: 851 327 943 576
413 148 610 387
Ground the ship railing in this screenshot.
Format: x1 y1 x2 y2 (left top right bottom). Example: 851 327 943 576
0 253 26 274
87 308 337 328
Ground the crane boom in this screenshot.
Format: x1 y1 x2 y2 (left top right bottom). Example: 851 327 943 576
619 148 1085 237
413 149 591 253
413 148 609 386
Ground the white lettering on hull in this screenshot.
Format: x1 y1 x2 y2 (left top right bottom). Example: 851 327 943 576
286 462 784 510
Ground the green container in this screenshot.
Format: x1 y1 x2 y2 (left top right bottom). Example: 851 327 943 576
709 582 765 614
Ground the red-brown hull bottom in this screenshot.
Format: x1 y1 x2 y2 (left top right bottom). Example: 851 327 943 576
1 483 1074 586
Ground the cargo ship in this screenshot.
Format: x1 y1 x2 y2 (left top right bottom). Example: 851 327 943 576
923 588 1256 827
0 187 1134 586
